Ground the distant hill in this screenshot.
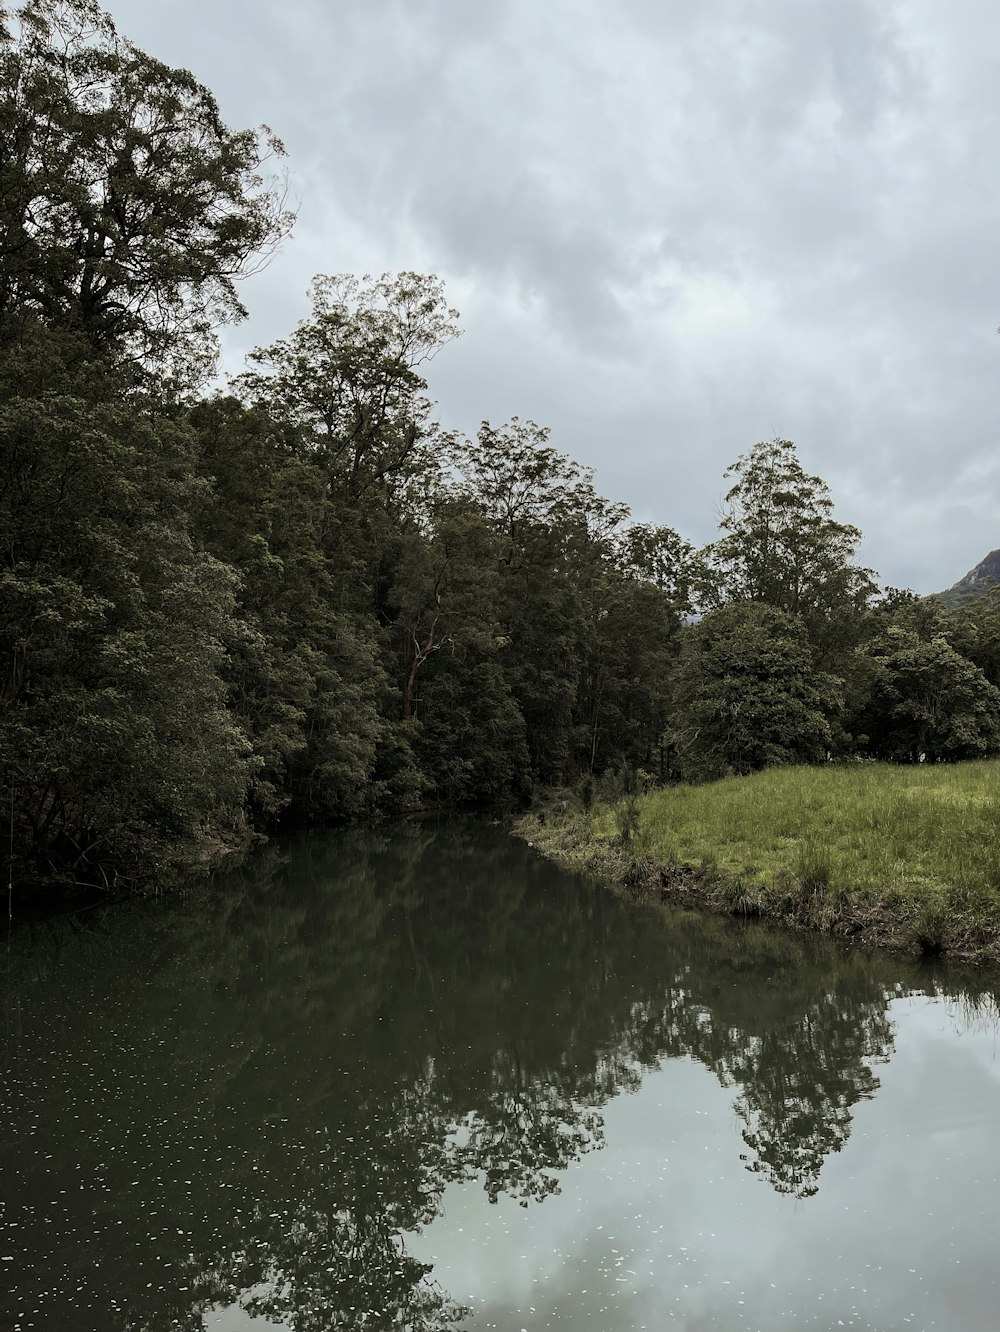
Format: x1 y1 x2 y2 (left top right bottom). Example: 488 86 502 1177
934 549 1000 608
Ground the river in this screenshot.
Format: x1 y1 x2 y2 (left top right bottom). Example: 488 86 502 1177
2 819 1000 1330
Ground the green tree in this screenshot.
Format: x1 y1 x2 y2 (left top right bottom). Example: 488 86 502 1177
454 418 637 786
0 0 295 890
444 420 690 788
701 438 877 666
188 395 419 825
451 420 592 785
944 586 1000 688
390 495 502 723
0 343 252 887
857 629 1000 762
234 272 464 731
669 602 841 781
412 656 531 805
236 272 460 495
0 0 292 384
616 521 695 617
575 547 682 777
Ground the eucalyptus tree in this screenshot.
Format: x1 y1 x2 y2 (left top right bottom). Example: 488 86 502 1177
447 420 689 786
234 270 463 661
390 495 504 722
0 0 292 385
0 0 294 888
577 559 682 777
221 274 467 814
578 523 696 776
701 438 877 666
453 417 622 569
616 521 696 617
452 419 624 785
188 393 424 826
236 272 460 495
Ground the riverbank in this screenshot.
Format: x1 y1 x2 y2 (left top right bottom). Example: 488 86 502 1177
514 761 1000 962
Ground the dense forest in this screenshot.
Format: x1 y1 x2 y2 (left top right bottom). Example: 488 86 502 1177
4 0 1000 895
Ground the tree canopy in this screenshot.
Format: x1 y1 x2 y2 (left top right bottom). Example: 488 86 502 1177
4 0 1000 899
700 437 877 666
0 0 292 384
669 603 840 781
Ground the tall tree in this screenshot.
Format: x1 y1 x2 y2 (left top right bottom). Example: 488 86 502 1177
236 272 460 494
0 343 253 886
701 438 877 665
189 395 421 825
944 587 1000 688
0 0 295 889
0 0 292 384
390 495 503 724
616 522 695 617
454 420 616 785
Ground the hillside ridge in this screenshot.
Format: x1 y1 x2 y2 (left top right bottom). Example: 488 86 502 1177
934 548 1000 606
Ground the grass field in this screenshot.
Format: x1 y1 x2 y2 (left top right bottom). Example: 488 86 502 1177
516 761 1000 960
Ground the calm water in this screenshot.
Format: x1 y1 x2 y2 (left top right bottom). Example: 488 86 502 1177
3 821 1000 1331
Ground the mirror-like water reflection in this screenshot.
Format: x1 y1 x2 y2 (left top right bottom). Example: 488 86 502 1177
2 820 1000 1330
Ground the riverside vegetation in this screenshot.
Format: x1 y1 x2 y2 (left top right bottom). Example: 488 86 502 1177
6 1 1000 953
516 761 1000 961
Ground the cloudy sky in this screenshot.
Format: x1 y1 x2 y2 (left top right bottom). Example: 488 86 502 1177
106 0 1000 592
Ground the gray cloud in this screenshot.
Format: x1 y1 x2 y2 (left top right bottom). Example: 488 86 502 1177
108 0 1000 591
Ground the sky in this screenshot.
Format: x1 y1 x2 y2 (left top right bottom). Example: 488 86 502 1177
103 0 1000 593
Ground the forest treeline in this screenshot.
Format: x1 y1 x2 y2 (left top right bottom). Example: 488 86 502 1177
4 0 1000 894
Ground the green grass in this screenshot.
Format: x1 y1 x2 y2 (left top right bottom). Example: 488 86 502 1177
518 761 1000 960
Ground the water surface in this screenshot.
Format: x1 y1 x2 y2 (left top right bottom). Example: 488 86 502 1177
3 820 1000 1330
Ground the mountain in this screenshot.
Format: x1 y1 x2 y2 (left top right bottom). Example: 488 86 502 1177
934 549 1000 608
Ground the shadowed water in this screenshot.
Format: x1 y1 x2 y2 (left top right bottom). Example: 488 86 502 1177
2 819 1000 1330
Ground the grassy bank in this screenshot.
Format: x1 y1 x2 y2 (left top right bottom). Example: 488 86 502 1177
514 761 1000 962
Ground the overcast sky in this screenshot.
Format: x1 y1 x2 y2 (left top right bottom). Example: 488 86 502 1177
106 0 1000 593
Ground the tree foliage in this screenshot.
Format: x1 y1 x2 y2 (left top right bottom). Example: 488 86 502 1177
236 272 459 492
855 629 1000 762
0 0 292 385
669 603 841 781
5 0 1000 899
1 346 252 884
700 437 877 666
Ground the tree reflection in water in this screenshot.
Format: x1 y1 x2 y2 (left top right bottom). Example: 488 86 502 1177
2 821 991 1330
